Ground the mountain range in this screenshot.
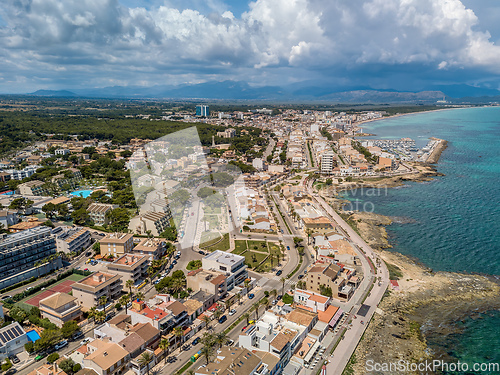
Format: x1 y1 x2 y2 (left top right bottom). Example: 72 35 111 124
27 81 500 103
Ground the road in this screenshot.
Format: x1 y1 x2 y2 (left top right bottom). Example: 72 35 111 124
304 177 390 375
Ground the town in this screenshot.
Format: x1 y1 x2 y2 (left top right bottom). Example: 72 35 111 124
0 102 441 375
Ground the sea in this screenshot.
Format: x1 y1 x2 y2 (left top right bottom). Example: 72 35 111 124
340 106 500 373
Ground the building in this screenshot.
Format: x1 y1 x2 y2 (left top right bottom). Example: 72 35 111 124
6 165 39 180
128 211 171 237
72 272 123 309
302 217 333 232
82 340 130 375
87 203 114 226
39 292 83 328
194 347 263 375
106 254 149 288
99 233 134 258
320 151 335 174
293 289 331 313
17 180 47 196
132 238 166 261
0 227 59 290
55 149 71 156
0 210 18 228
28 363 67 375
201 250 248 291
304 263 344 297
195 105 209 117
0 322 28 360
54 227 91 253
186 269 227 300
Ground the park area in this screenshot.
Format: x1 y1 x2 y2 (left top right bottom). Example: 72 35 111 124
15 273 85 311
233 239 284 273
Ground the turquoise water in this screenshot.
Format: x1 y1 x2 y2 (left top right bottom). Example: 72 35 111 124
70 189 93 198
26 329 40 342
342 107 500 371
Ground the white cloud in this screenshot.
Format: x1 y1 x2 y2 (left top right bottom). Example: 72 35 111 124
0 0 500 91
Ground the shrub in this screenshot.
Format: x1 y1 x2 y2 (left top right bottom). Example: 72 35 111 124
47 353 60 363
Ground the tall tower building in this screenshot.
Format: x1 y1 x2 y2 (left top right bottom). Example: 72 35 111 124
196 105 209 117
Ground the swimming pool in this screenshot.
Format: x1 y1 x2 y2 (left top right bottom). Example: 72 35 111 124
26 330 41 342
70 189 93 198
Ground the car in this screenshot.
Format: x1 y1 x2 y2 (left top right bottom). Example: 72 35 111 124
286 246 290 250
168 265 173 270
272 299 277 305
241 326 247 331
276 270 282 276
54 340 68 350
192 338 200 345
248 320 255 325
167 356 177 363
176 251 181 257
229 309 236 316
182 344 191 351
84 268 89 271
86 251 91 256
1 295 12 300
26 286 34 291
298 274 304 280
277 295 282 300
72 331 84 340
5 369 16 375
154 280 160 285
198 250 205 255
9 355 20 364
172 260 177 265
248 293 255 299
127 302 132 308
225 339 234 346
218 315 227 324
81 338 91 345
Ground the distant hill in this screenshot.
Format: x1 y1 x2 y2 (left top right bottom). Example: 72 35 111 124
30 89 77 97
24 81 500 103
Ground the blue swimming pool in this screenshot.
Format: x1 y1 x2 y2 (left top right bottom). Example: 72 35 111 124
26 330 41 342
70 189 93 198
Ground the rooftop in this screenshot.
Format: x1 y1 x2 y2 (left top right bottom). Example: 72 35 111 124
100 233 133 243
76 272 120 287
204 250 244 266
39 292 77 310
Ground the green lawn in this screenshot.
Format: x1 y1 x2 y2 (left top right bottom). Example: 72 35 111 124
243 252 267 269
247 240 268 253
204 206 222 215
201 233 230 252
205 215 220 230
233 240 248 255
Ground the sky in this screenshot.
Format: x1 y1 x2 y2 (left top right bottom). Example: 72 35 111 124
1 0 500 93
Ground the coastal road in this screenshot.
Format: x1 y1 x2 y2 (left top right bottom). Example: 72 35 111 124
305 178 390 375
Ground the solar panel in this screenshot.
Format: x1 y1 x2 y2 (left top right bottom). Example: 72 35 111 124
0 332 6 343
4 331 13 340
14 326 23 336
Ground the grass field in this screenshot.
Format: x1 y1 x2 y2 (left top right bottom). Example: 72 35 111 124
232 240 283 273
243 252 267 269
233 240 248 254
201 233 230 252
247 240 268 252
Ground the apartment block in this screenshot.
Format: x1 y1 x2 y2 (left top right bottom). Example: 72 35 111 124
320 151 335 174
82 339 130 375
128 211 171 237
87 203 115 226
99 233 134 258
106 254 149 288
54 226 91 253
132 238 166 261
72 272 123 309
17 180 47 196
201 250 248 291
0 227 57 287
39 292 83 328
186 269 227 300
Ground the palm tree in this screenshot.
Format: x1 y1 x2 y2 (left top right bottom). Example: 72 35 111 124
236 293 241 305
136 292 145 302
171 278 185 296
253 302 261 320
280 277 286 296
147 267 155 284
215 332 227 349
243 313 250 325
213 309 222 321
200 344 213 365
244 279 250 291
95 310 106 323
99 296 108 314
224 300 232 312
202 315 211 331
173 326 183 348
126 279 134 299
88 307 97 322
138 351 153 375
159 339 170 365
120 295 130 314
270 289 277 299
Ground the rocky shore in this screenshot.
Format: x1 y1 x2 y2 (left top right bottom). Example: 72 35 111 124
350 250 500 375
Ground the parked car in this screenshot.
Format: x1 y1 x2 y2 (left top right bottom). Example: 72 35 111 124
276 270 282 276
172 260 177 265
176 251 181 257
72 331 84 340
35 354 46 362
54 340 68 350
81 338 91 346
198 250 205 255
192 337 200 345
286 246 290 250
298 274 304 279
9 355 20 364
248 293 255 299
225 339 234 346
1 295 12 300
229 309 236 316
218 315 227 324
